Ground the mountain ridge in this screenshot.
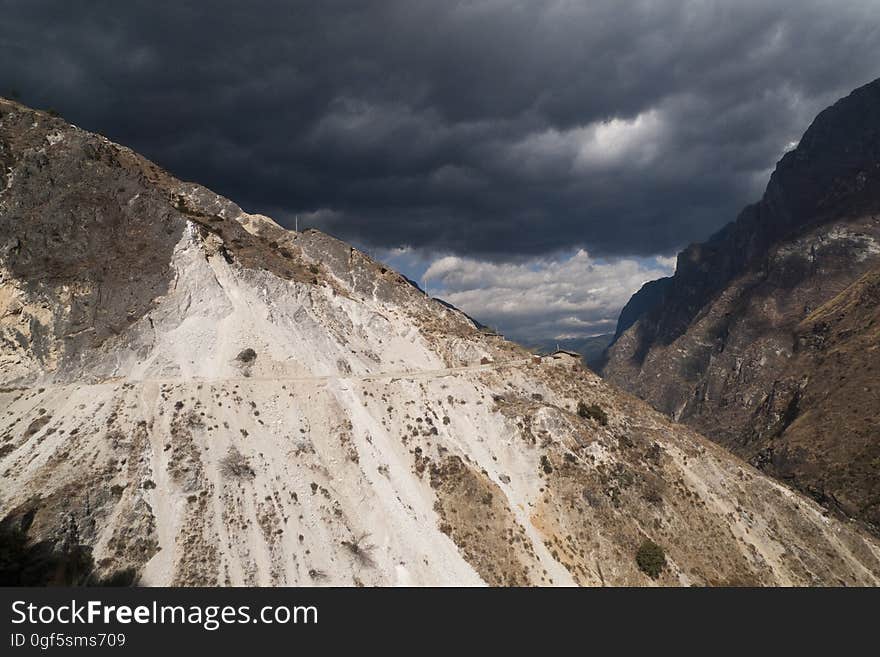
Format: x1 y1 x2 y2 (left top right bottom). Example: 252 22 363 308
3 97 880 586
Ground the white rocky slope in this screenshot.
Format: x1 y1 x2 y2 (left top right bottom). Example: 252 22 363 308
2 98 880 586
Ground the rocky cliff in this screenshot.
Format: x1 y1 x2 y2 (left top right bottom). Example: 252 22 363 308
3 98 880 586
604 78 880 531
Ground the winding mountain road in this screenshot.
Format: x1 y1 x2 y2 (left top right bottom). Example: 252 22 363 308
1 357 540 391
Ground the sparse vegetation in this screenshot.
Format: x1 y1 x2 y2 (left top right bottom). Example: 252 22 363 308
220 446 255 480
342 532 376 567
577 401 608 425
236 348 257 364
636 539 666 579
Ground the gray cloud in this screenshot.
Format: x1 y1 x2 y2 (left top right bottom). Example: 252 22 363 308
2 1 878 338
2 1 878 259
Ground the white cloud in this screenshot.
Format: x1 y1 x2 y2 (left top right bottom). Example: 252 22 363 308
423 249 675 341
654 254 677 271
575 110 666 169
508 109 667 177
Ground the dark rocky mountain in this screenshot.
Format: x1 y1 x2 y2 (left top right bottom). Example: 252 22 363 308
604 78 880 531
613 279 672 344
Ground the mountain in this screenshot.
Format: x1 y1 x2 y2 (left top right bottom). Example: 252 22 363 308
612 279 672 343
604 78 880 531
2 99 880 586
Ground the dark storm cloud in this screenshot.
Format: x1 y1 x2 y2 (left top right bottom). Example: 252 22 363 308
2 0 879 258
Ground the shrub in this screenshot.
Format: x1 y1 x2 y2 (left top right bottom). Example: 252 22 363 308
636 539 666 579
342 532 376 568
220 447 255 480
235 348 257 364
577 401 608 425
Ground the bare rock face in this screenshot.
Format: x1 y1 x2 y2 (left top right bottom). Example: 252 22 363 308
604 78 880 531
3 98 880 586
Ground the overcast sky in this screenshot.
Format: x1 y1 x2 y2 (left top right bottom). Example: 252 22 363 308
2 1 879 341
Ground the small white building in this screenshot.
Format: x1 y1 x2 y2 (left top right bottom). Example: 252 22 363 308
549 349 582 360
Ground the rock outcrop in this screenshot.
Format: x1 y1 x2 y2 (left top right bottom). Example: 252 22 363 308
604 78 880 531
3 98 880 586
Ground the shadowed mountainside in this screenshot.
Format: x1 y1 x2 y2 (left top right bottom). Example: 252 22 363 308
604 78 880 531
